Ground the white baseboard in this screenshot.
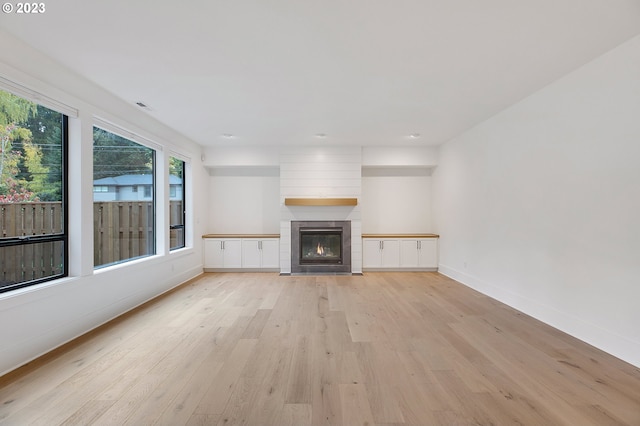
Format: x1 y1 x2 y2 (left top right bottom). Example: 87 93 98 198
438 264 640 368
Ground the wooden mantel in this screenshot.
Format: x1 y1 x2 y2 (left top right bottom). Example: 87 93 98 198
284 198 358 206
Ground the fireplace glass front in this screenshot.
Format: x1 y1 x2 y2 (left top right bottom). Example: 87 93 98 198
300 229 342 264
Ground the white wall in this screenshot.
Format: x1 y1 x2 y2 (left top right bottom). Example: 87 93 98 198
433 35 640 367
203 146 281 234
361 146 436 234
0 31 206 376
361 168 433 234
206 170 280 234
362 146 438 168
203 146 280 168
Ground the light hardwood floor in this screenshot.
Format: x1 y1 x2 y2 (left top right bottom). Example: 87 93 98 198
1 272 639 425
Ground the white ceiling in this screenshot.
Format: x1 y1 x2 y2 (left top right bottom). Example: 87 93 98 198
1 1 639 147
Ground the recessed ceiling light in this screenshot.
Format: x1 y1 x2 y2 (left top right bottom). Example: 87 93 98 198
315 133 327 138
221 133 234 139
409 133 421 139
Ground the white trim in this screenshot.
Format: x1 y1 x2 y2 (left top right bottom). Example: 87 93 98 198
93 116 163 151
0 75 79 118
438 264 640 368
168 150 191 163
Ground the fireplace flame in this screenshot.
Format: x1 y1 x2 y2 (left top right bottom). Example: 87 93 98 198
316 242 324 256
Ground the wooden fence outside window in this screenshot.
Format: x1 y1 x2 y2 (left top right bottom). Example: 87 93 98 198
1 201 183 285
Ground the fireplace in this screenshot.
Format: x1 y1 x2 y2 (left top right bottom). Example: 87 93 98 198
291 220 351 274
300 229 342 264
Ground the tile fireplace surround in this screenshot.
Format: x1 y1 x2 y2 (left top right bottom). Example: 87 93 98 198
290 220 352 274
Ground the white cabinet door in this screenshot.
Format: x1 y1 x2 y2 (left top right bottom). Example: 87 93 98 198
205 239 242 268
399 239 438 268
223 239 242 268
399 240 420 267
260 239 280 268
363 239 383 268
363 239 400 268
417 239 438 268
241 240 261 268
204 239 224 268
242 239 279 269
380 240 400 268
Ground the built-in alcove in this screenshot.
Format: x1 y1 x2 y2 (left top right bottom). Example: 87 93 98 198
205 165 280 235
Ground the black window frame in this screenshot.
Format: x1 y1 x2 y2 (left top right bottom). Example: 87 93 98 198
92 126 157 269
169 158 186 251
0 115 69 293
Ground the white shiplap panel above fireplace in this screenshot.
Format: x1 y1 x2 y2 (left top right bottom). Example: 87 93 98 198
280 146 362 274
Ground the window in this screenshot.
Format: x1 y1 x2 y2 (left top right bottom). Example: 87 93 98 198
0 89 68 292
93 186 109 192
169 157 185 250
93 127 155 268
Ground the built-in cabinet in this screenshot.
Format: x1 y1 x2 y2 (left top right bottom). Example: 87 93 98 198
362 235 439 271
363 239 400 269
203 234 436 272
241 239 280 269
203 235 279 271
203 238 242 269
399 239 438 268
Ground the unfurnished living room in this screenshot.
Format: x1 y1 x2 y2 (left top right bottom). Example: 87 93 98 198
1 1 640 425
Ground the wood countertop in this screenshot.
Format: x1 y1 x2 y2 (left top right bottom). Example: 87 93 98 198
362 233 439 238
202 234 280 239
203 233 438 238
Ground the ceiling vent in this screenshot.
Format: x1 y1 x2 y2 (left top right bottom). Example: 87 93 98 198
135 101 153 111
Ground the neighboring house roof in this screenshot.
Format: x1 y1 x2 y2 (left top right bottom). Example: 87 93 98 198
93 174 182 186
